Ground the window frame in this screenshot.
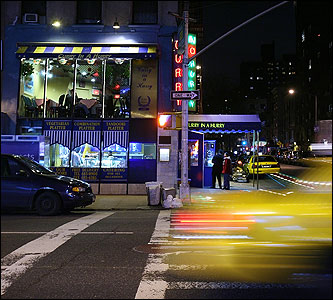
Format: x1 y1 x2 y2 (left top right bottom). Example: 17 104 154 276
132 1 158 25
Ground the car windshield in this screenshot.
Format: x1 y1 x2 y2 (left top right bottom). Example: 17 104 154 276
19 156 55 175
255 156 277 163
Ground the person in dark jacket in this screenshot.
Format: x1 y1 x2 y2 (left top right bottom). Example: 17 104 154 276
222 152 232 190
211 149 224 189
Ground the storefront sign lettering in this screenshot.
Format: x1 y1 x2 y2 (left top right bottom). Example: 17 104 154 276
57 54 116 60
188 122 225 129
49 167 70 177
45 121 71 130
103 121 129 131
73 121 101 131
71 168 99 182
100 168 127 181
131 59 157 118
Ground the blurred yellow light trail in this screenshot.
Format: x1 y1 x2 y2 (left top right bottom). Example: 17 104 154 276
179 220 256 223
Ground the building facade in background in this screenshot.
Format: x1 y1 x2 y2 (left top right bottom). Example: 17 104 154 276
295 1 332 147
240 42 297 146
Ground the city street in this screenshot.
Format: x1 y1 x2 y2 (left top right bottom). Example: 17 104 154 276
1 1 331 299
1 163 331 299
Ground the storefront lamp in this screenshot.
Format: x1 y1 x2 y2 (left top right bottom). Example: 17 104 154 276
52 21 61 27
113 19 120 29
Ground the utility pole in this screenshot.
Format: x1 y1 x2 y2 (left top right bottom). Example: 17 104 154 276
179 1 190 202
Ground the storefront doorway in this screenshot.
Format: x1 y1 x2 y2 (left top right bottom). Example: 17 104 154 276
187 114 262 188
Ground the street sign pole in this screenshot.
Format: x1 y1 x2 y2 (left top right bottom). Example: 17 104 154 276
180 2 190 203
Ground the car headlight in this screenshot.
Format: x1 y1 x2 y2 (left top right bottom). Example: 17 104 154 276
71 186 86 192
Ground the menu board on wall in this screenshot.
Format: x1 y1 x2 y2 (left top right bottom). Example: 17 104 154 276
49 167 70 177
100 168 127 182
131 59 157 118
71 168 100 183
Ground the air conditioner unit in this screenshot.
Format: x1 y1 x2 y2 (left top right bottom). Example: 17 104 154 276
23 13 38 23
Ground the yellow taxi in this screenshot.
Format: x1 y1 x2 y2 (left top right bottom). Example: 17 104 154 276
244 154 280 175
165 157 332 284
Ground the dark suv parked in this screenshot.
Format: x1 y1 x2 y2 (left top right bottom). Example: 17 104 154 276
1 154 95 215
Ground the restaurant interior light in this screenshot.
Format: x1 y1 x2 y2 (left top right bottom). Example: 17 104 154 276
113 19 120 29
52 20 61 27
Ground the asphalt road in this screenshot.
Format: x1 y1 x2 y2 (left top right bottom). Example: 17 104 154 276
1 163 331 299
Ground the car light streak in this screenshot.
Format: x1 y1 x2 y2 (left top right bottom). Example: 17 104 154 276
171 226 249 230
272 173 318 189
264 226 304 231
177 219 256 223
172 235 252 240
251 243 291 247
266 173 287 187
232 212 276 215
258 189 293 196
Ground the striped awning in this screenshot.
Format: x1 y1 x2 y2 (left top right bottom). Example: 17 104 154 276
16 44 157 59
44 130 129 149
44 130 72 148
103 131 129 149
72 131 101 149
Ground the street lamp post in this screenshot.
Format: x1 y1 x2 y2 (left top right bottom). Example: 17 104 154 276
288 88 295 146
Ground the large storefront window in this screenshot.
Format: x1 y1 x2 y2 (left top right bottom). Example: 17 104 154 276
102 144 127 168
46 59 75 118
18 58 46 118
74 60 103 119
104 60 131 119
44 143 70 167
71 143 100 168
129 143 156 159
17 57 135 120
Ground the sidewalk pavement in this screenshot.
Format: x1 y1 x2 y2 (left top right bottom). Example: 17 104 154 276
77 180 258 211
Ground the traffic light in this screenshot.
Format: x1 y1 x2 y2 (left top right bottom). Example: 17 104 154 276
158 114 172 129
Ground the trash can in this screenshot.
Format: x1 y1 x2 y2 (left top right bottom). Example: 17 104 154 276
161 187 176 203
145 182 162 206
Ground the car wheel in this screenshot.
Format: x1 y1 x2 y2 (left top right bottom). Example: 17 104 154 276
36 191 61 216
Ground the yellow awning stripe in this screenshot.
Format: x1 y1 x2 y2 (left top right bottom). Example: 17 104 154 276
72 47 83 53
90 47 102 53
16 46 28 53
53 47 65 53
34 47 47 53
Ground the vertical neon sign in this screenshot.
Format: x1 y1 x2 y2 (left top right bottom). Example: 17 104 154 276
188 33 196 111
172 33 197 111
173 40 183 107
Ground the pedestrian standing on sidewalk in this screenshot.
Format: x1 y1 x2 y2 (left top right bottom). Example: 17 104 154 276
211 149 224 189
222 152 232 190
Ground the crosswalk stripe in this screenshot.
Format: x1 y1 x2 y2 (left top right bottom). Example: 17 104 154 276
1 212 114 296
135 210 171 299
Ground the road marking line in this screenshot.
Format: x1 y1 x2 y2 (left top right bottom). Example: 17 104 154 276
135 210 171 299
1 231 133 235
1 212 114 296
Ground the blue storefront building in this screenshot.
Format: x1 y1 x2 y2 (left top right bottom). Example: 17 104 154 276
1 2 177 195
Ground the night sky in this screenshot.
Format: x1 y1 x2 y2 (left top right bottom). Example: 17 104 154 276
200 1 296 85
